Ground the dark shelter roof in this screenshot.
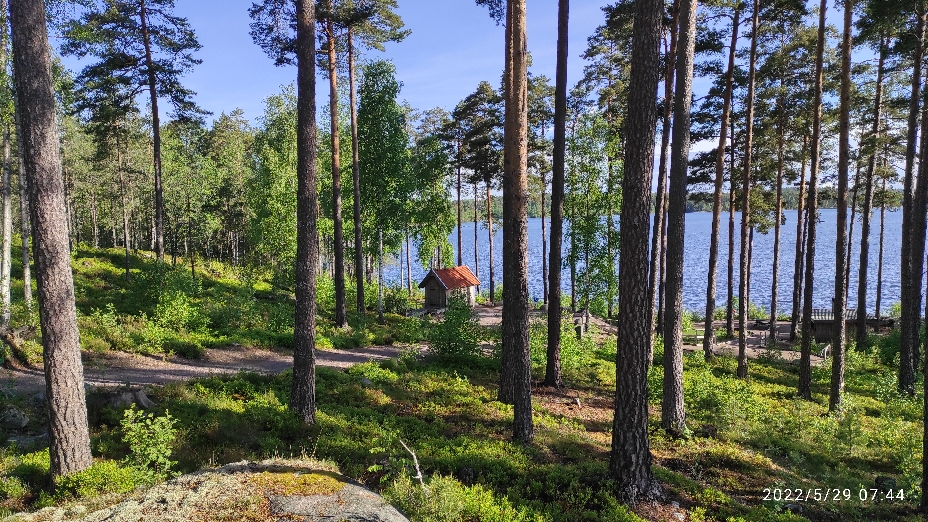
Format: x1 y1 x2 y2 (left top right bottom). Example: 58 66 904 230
418 266 480 290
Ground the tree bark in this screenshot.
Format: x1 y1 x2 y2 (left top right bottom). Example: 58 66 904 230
875 176 886 320
487 180 495 302
830 0 853 412
10 0 93 480
545 0 568 389
900 10 925 395
737 0 760 379
662 0 697 435
726 120 736 338
348 29 365 317
290 0 319 425
649 0 679 340
609 0 662 501
139 0 165 261
498 0 533 444
117 139 131 281
474 182 480 291
542 169 548 304
457 162 463 267
857 39 884 348
325 7 347 328
0 123 11 328
800 0 829 400
769 82 785 345
790 136 809 341
703 6 740 360
378 227 384 324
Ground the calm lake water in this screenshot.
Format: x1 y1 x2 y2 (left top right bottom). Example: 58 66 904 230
382 208 903 314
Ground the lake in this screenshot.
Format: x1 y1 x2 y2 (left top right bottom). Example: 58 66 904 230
382 208 903 314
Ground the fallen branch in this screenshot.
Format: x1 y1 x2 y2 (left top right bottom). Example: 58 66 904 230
398 439 425 489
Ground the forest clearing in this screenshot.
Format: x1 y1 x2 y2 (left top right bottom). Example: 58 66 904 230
3 0 928 520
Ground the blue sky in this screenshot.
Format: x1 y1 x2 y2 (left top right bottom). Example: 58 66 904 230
56 1 609 125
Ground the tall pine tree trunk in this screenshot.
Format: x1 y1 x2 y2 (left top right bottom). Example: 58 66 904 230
857 40 884 347
348 29 365 316
474 182 480 291
790 137 809 340
139 0 165 261
738 0 760 379
800 0 829 400
876 176 886 320
542 170 548 304
609 0 662 501
290 0 320 425
830 0 853 412
770 99 784 345
703 6 739 360
726 121 736 338
117 139 131 281
325 9 347 328
10 0 93 479
899 10 925 395
0 123 11 328
487 180 495 302
498 0 533 443
649 0 679 337
545 0 568 388
662 0 697 435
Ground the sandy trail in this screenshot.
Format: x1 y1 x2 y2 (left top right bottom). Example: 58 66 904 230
2 345 405 396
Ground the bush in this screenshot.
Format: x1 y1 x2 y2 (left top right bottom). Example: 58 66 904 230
385 472 535 522
427 296 481 357
54 460 140 500
120 406 177 482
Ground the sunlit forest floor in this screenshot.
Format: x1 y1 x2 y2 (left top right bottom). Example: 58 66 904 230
0 247 921 521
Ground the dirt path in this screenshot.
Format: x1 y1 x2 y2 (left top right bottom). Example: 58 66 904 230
2 345 407 396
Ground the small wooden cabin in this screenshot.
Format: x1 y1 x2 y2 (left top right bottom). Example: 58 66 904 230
810 308 860 343
418 266 480 309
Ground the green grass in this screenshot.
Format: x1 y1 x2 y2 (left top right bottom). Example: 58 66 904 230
3 246 427 361
0 247 923 521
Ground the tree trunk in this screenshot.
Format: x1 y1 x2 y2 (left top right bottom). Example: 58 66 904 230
769 80 785 345
16 133 32 312
10 0 93 480
457 161 463 267
790 136 809 341
900 10 925 395
800 0 829 400
726 120 736 338
474 182 480 292
498 0 533 444
325 9 347 328
857 37 884 348
542 170 548 304
348 29 365 317
649 0 679 339
117 140 131 281
139 0 165 261
662 0 697 435
487 180 495 303
737 0 759 380
406 232 412 295
290 0 319 425
609 0 662 501
876 177 886 320
703 6 739 360
545 0 568 389
377 227 384 324
0 123 11 328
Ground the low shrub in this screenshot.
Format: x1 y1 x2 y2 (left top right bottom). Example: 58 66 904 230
54 460 140 501
121 406 178 482
427 296 481 357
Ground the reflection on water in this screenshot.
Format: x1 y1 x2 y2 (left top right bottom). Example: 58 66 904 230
381 208 903 313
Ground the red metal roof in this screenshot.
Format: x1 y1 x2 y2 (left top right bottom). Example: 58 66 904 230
419 266 480 290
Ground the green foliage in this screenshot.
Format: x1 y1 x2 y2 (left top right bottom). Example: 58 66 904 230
54 460 140 501
385 472 538 522
427 296 481 357
120 406 178 482
528 315 615 386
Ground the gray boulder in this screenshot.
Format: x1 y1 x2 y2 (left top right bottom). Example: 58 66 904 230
1 406 29 430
